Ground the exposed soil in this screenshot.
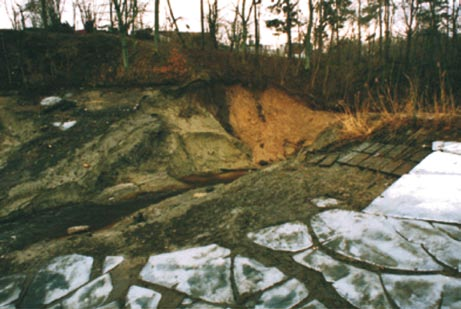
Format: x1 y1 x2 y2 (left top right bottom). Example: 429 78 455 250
227 85 338 164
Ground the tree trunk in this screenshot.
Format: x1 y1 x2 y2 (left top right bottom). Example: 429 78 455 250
285 0 292 58
304 0 314 70
154 0 160 49
200 0 205 49
166 0 186 47
40 0 48 28
253 0 260 56
121 31 129 70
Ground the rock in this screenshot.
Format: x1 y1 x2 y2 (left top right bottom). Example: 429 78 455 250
0 275 25 307
233 256 286 296
365 174 461 223
95 183 140 204
311 210 442 271
102 256 124 274
22 254 93 307
40 96 62 107
140 244 234 304
52 121 77 131
311 197 340 208
125 286 161 309
247 222 313 252
253 278 309 309
61 274 113 309
67 225 90 235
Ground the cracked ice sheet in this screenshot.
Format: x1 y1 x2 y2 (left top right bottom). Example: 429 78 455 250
382 274 461 309
0 275 25 307
294 249 391 308
61 274 113 309
410 151 461 175
388 218 461 270
234 256 286 295
433 141 461 155
22 254 93 306
140 244 234 304
125 286 161 309
253 278 309 309
247 222 313 252
364 174 461 224
311 210 442 271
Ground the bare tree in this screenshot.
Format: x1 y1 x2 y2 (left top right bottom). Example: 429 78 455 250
154 0 160 49
207 0 219 49
112 0 139 69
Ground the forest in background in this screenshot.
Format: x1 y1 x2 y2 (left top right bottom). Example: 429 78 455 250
0 0 460 114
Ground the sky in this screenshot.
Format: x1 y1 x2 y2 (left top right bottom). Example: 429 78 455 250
0 0 299 46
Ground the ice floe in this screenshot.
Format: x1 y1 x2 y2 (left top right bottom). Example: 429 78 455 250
311 210 442 271
253 278 309 309
140 244 234 304
103 256 124 274
125 286 161 309
233 255 286 295
410 151 461 175
382 274 461 309
365 174 461 223
294 248 391 308
0 275 25 307
247 222 313 252
61 274 113 309
22 254 93 306
432 141 461 155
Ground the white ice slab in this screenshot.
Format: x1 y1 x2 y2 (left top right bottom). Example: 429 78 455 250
294 248 390 308
233 256 286 295
40 96 62 106
0 275 25 307
140 244 234 304
382 274 461 309
365 174 461 223
125 286 161 309
52 120 77 131
410 151 461 175
300 299 327 309
247 222 313 252
23 254 93 306
61 274 113 309
433 141 461 155
103 256 124 274
311 197 340 208
388 218 461 270
254 278 309 309
311 210 442 271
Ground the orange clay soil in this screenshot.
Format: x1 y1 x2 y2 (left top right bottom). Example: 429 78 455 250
227 85 338 164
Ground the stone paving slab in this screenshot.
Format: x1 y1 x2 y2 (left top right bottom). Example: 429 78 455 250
365 174 461 223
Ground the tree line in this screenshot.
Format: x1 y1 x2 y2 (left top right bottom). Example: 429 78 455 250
2 0 461 109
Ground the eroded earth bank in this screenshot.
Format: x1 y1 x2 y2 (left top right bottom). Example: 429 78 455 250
2 84 461 308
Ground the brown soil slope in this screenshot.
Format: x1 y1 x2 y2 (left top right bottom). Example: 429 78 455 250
227 86 337 163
